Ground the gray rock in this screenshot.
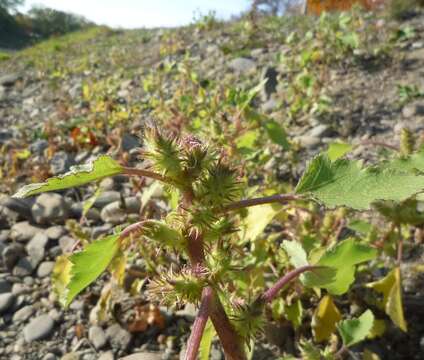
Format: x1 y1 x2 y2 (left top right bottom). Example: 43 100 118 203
2 197 34 220
61 353 79 360
0 73 21 87
26 233 49 266
261 98 279 113
10 221 43 242
105 323 132 350
37 261 55 278
12 305 35 323
97 352 114 360
295 135 320 149
92 224 113 239
32 193 69 224
228 57 256 74
121 133 140 152
0 292 15 313
0 128 13 142
307 124 331 138
99 178 115 191
59 236 76 253
24 314 55 342
100 202 126 225
75 150 90 164
88 326 107 350
261 66 279 100
402 102 424 118
94 191 121 208
176 303 197 319
42 354 57 360
2 243 25 269
45 225 66 240
29 140 49 155
13 257 34 276
124 197 141 213
120 353 163 360
0 279 12 293
50 151 75 175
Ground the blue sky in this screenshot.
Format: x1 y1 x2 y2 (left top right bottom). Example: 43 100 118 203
20 0 251 28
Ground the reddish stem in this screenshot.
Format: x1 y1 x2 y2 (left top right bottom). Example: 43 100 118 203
186 229 205 266
185 286 213 360
122 166 169 183
209 292 247 360
261 265 319 303
223 193 299 212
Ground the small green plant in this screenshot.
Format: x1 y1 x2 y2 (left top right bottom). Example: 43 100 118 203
397 83 424 104
0 51 11 61
14 128 424 359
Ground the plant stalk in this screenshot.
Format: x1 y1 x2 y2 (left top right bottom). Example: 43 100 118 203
185 286 213 360
209 292 247 360
261 265 318 303
122 166 169 183
183 191 247 360
223 193 299 212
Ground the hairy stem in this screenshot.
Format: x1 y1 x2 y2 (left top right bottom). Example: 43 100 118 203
210 292 247 360
122 166 169 183
185 287 213 360
223 193 299 212
187 229 206 266
182 191 247 360
261 265 319 303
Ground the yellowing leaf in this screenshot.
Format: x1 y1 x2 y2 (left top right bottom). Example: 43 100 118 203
52 255 72 304
363 349 381 360
312 295 342 342
110 250 127 286
199 319 216 360
368 319 386 339
242 204 281 242
82 84 90 100
14 155 123 198
367 267 407 331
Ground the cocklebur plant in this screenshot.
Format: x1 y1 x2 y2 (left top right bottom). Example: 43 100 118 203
14 128 424 359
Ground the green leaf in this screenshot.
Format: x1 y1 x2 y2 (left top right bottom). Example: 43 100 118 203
384 151 424 173
347 219 373 235
312 295 342 342
284 299 303 330
54 234 120 307
143 220 185 248
264 120 290 150
236 130 259 153
282 240 308 268
282 240 336 287
307 238 377 295
199 319 216 360
82 186 103 217
295 154 424 210
14 155 123 198
326 142 353 161
366 267 407 331
337 310 375 347
242 204 281 242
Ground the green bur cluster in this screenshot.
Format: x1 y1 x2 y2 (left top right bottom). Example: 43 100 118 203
13 129 424 359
